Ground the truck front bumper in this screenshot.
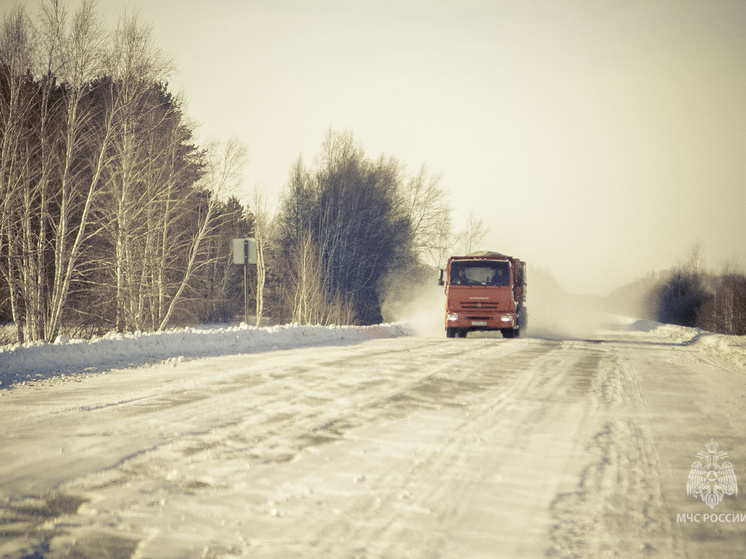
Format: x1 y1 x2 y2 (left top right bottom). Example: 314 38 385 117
445 313 515 330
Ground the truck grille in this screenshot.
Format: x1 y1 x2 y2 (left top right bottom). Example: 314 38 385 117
459 302 499 311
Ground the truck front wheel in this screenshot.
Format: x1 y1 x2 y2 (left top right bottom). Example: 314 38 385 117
446 327 457 338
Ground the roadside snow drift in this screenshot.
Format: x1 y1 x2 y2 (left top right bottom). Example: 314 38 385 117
0 323 411 388
615 317 746 369
1 318 743 391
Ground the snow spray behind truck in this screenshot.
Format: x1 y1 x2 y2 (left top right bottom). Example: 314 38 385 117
438 251 527 338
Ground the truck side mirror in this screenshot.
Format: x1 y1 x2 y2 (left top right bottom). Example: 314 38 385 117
438 269 445 286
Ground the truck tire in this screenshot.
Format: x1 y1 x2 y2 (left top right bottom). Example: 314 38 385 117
446 327 457 338
502 328 516 339
518 308 528 331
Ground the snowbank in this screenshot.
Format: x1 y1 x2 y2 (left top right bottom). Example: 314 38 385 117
0 322 412 388
3 317 742 390
696 333 746 369
622 318 746 369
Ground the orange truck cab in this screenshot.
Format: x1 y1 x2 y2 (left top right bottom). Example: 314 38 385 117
438 251 527 338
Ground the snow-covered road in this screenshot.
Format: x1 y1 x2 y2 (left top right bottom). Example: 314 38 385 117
1 323 746 558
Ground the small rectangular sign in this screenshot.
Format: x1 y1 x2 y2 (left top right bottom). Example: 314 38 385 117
232 238 257 265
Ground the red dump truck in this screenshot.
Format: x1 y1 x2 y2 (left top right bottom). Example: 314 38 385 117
438 251 527 338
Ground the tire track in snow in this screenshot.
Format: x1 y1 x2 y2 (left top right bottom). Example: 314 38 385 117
302 340 566 558
547 347 679 558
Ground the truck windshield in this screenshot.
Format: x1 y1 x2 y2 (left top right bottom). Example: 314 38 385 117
450 260 510 286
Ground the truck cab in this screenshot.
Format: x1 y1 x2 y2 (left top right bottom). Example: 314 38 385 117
439 251 527 338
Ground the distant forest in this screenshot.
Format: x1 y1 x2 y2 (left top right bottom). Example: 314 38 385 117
608 245 746 336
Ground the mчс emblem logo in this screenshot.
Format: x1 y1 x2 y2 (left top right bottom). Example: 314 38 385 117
686 439 738 509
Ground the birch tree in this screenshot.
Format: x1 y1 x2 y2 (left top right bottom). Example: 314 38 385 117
157 137 247 331
0 5 36 342
1 2 253 337
42 0 110 341
251 187 272 327
288 231 325 324
0 1 113 342
193 196 253 323
102 11 174 332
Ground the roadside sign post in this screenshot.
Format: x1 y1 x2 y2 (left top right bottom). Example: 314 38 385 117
232 238 257 324
243 240 249 324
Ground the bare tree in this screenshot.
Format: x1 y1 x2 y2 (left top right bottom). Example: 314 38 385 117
277 157 317 322
251 187 272 326
708 274 746 335
402 164 452 268
289 231 325 325
157 137 247 331
0 2 114 342
43 0 110 341
655 244 711 329
278 131 449 325
681 240 706 277
453 212 490 255
0 6 38 342
311 131 410 324
102 10 174 332
1 2 255 338
696 259 746 336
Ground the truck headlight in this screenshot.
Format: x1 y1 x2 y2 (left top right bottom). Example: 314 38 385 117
447 313 458 321
500 314 512 322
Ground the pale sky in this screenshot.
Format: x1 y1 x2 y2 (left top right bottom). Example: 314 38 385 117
72 0 745 294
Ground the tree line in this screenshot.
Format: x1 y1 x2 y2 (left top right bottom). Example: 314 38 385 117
653 245 746 336
608 244 746 336
1 1 467 344
0 1 253 342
